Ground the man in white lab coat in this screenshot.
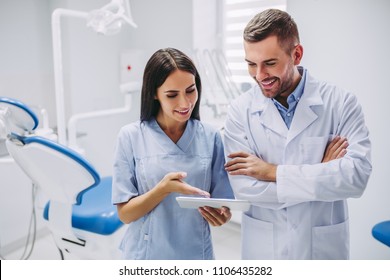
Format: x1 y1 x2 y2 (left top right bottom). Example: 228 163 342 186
223 9 372 259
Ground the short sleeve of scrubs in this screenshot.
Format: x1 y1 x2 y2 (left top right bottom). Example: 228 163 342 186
112 124 139 204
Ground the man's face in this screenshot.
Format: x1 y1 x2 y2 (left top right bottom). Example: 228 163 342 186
244 35 302 101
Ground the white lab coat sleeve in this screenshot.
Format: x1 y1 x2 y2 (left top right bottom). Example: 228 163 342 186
277 93 372 202
224 97 294 210
209 130 235 199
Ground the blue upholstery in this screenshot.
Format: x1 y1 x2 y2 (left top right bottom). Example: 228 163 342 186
44 176 123 235
372 221 390 247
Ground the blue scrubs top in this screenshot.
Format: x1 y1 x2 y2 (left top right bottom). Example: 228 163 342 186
112 118 234 259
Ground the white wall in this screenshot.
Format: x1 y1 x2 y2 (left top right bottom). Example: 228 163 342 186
288 0 390 259
193 0 222 51
0 0 53 121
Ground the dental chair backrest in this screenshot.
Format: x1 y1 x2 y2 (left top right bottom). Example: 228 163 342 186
1 97 124 259
7 134 100 205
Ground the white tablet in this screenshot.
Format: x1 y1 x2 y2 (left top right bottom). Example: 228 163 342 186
176 196 250 211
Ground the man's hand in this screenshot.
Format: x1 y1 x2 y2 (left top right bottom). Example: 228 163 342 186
224 151 277 181
322 136 348 163
225 136 347 182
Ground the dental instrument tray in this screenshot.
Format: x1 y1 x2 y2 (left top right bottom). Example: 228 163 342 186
176 197 250 211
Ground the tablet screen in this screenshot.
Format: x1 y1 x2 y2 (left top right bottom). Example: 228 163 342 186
176 196 250 211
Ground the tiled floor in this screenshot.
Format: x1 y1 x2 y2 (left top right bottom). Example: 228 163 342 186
2 221 241 260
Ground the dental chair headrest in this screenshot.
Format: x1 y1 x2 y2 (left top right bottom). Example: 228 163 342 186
0 96 39 135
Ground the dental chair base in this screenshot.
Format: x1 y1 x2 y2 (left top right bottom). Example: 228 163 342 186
42 176 126 259
49 224 126 260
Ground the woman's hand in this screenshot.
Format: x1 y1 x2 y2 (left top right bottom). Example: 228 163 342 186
158 172 210 197
117 171 209 224
199 206 231 226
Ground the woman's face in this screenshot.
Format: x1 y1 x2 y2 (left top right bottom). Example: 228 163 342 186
155 69 198 127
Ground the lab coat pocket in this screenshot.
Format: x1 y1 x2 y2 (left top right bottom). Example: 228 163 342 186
241 213 274 259
312 219 349 259
301 136 329 164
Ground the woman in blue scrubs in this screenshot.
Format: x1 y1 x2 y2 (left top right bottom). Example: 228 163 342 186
112 48 234 259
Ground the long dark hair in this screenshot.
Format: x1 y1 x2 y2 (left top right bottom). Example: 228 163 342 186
140 48 202 121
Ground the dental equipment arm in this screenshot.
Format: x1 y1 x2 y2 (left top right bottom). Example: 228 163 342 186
67 82 139 152
52 0 137 145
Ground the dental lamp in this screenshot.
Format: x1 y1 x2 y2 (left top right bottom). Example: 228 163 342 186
52 0 137 145
87 0 137 35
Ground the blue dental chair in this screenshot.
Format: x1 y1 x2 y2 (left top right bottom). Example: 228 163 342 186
0 97 125 259
372 221 390 248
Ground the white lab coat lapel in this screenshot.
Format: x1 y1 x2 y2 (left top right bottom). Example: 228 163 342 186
246 88 287 156
259 100 288 138
246 78 324 151
287 76 324 144
249 88 288 139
